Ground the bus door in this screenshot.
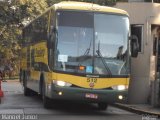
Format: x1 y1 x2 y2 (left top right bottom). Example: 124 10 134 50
27 45 40 92
30 46 41 92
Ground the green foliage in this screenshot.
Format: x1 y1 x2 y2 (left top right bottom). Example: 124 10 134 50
0 0 48 75
18 0 48 19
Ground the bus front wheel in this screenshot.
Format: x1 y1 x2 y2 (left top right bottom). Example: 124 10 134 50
42 81 52 109
98 103 108 111
23 73 31 96
24 84 31 96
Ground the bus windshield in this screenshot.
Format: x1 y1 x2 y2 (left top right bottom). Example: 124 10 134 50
55 11 130 76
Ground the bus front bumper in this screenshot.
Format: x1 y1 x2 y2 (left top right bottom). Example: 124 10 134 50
46 85 128 103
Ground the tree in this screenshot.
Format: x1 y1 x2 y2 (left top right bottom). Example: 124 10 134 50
0 0 48 76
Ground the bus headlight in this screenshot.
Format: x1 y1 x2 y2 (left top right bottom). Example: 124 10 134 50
112 85 128 91
53 80 72 87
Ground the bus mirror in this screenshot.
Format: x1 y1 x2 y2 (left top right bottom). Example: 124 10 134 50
130 35 139 58
47 27 56 49
53 27 57 33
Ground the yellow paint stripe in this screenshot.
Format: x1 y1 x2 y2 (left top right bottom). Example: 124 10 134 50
51 72 129 89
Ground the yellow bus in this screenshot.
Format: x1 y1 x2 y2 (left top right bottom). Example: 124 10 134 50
20 1 138 110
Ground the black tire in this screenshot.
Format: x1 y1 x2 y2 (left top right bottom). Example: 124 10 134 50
42 81 52 109
23 72 31 96
98 103 108 111
24 84 31 96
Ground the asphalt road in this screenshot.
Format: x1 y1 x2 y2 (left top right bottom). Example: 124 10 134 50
0 80 143 120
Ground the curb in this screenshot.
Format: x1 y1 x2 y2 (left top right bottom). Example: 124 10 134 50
3 78 19 80
6 80 19 82
113 103 160 117
1 79 19 82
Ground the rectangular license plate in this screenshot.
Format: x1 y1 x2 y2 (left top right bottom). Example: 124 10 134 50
85 93 98 99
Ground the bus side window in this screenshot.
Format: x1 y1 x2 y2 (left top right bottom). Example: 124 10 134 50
23 25 31 45
31 11 50 43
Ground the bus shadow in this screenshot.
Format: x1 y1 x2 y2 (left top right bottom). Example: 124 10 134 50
47 100 111 115
29 94 114 116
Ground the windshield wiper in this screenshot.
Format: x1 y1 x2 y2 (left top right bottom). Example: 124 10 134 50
96 40 112 76
83 39 92 56
78 39 92 62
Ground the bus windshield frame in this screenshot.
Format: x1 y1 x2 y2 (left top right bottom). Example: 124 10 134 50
54 10 130 77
